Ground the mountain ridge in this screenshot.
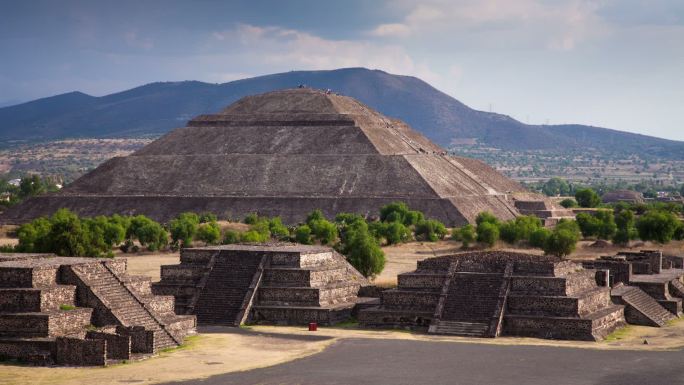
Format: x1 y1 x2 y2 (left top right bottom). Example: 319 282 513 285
1 67 682 159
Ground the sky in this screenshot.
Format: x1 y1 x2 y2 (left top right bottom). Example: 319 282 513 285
1 0 683 141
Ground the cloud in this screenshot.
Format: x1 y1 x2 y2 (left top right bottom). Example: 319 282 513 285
209 23 438 80
124 30 154 50
369 0 609 51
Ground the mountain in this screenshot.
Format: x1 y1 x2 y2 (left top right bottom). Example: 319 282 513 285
1 67 682 159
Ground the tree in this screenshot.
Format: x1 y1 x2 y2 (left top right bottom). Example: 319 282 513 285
459 225 476 248
169 212 199 247
222 230 241 244
379 201 423 226
594 210 617 240
415 219 447 242
243 213 259 225
16 217 52 253
499 215 542 244
198 212 217 223
542 177 570 196
295 225 312 244
575 188 601 208
475 211 499 226
636 210 679 244
268 217 290 240
529 227 551 248
613 209 636 246
576 212 600 238
310 219 338 245
196 222 221 245
340 221 385 278
378 221 411 245
241 230 269 243
559 198 577 208
543 228 579 257
476 222 499 247
128 215 168 251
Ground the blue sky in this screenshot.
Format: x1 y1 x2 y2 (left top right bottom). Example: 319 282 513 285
1 0 683 140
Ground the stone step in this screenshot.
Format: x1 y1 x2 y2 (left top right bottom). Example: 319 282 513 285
615 286 675 327
432 321 489 337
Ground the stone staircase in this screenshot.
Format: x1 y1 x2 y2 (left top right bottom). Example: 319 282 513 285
669 279 684 298
432 272 505 337
193 253 264 325
612 285 675 327
70 262 180 351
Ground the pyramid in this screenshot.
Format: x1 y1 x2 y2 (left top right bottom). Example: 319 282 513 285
1 88 555 226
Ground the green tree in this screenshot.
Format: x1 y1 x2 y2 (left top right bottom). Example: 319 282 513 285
575 188 601 208
222 230 241 244
459 224 476 248
169 212 199 247
475 211 499 226
243 213 259 225
636 210 679 244
268 217 290 240
294 225 312 244
559 198 577 208
543 228 579 257
476 222 499 247
529 227 551 248
129 215 168 251
415 219 447 242
241 230 269 243
576 212 600 238
594 210 617 240
310 219 338 245
340 221 385 278
45 209 94 257
613 209 636 246
379 202 424 226
16 217 52 253
198 212 217 223
542 177 570 196
196 222 221 245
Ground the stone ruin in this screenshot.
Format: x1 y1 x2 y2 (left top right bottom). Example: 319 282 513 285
0 253 195 366
152 244 369 326
1 88 565 227
583 250 682 326
359 251 626 340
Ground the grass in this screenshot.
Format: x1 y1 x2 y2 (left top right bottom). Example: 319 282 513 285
330 319 359 329
604 325 633 342
59 304 76 311
159 335 201 354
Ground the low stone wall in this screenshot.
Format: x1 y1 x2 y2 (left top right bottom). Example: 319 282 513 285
397 273 446 289
116 326 154 354
55 337 106 366
381 290 440 311
86 330 131 360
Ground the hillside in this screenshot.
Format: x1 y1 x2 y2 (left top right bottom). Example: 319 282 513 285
1 68 682 159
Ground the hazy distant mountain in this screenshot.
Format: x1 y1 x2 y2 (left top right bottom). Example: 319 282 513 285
1 67 682 159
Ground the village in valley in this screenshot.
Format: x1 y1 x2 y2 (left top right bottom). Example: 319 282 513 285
1 2 683 385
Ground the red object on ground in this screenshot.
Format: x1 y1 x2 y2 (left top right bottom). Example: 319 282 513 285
309 322 318 331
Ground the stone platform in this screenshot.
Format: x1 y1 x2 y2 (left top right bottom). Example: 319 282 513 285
0 253 195 366
359 251 626 341
152 244 368 326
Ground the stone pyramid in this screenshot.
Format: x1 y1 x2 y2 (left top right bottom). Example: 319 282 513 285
2 88 548 226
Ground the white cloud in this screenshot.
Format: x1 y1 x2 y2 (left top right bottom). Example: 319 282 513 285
369 23 412 37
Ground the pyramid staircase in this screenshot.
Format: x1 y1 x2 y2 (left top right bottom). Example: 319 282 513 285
611 284 675 327
0 254 195 366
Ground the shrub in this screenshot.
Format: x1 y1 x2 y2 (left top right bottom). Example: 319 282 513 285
459 225 476 248
335 213 366 226
529 228 551 248
415 219 447 242
306 209 325 224
222 230 241 244
340 221 385 278
268 217 290 240
241 230 269 243
594 211 617 240
543 228 579 257
129 215 168 251
198 212 217 223
576 212 600 238
476 222 499 247
498 221 519 244
169 212 199 247
636 210 680 244
295 225 313 245
379 202 423 226
310 219 338 245
243 213 259 225
575 188 601 208
559 198 577 208
542 177 570 196
382 221 411 245
475 211 499 226
196 222 221 245
674 221 684 241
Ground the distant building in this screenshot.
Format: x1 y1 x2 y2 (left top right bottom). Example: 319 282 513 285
601 190 645 204
8 178 20 187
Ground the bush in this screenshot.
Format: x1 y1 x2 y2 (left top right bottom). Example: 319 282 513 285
575 188 601 208
294 225 312 245
559 198 578 208
415 219 447 242
459 225 476 248
243 213 259 225
476 222 499 247
222 230 241 244
382 221 411 245
475 212 499 226
636 210 680 244
241 230 269 243
198 212 217 223
335 213 366 226
498 216 542 244
340 221 385 278
498 221 519 244
169 212 199 247
306 209 325 224
529 228 551 248
379 202 423 226
542 177 570 196
576 212 600 238
128 215 168 251
594 210 617 240
268 217 290 240
310 219 338 245
674 221 684 241
543 228 579 257
196 222 221 245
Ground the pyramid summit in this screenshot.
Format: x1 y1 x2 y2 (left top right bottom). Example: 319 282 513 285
1 88 567 225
